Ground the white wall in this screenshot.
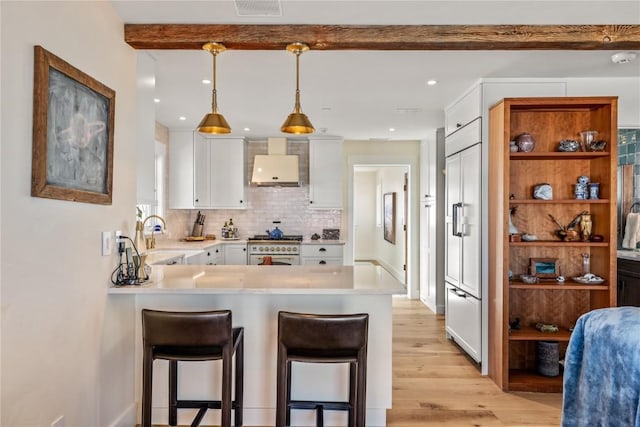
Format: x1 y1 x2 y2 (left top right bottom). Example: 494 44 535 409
353 170 377 260
377 167 408 280
1 2 137 426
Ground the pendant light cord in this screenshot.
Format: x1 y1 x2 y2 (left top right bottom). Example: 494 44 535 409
211 49 219 114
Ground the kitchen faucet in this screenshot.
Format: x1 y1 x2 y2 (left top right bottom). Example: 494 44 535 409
142 215 166 249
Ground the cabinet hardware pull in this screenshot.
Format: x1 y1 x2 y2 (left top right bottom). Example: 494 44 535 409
452 202 463 237
319 260 327 264
319 248 327 252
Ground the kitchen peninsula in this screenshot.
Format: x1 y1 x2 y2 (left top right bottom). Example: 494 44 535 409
109 264 404 426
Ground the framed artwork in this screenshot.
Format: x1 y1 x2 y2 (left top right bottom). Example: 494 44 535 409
530 257 560 278
31 45 115 204
383 192 396 244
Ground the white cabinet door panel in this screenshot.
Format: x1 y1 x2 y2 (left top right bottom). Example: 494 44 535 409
460 143 482 298
445 284 481 363
444 154 461 286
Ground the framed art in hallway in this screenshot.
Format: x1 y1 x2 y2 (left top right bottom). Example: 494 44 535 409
31 45 115 205
384 192 396 244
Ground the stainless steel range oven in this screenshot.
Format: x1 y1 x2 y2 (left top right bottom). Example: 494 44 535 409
247 235 302 265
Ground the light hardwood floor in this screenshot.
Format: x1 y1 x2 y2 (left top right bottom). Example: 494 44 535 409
388 297 562 427
140 297 562 426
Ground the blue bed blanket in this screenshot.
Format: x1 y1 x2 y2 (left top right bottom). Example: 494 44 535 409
562 307 640 427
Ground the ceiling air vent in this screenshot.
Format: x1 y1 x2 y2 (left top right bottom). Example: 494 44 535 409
234 0 282 16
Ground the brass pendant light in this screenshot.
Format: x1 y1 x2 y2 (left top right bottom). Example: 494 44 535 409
281 42 314 134
197 42 231 134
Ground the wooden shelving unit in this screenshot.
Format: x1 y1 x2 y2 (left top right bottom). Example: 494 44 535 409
488 97 618 393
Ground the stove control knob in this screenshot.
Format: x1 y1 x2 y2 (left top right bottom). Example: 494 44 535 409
287 247 291 252
293 247 298 252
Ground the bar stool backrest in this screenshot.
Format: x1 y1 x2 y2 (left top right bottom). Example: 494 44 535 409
278 311 369 359
142 309 232 348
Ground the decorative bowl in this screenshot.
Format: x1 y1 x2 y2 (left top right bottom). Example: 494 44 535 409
558 139 579 152
589 140 607 152
520 274 538 284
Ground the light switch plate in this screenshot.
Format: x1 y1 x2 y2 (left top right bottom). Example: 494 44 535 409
101 231 112 256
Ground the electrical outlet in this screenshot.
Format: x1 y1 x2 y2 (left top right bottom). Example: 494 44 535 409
101 231 112 256
51 415 65 427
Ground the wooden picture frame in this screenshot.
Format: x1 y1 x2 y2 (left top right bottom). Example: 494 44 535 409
383 192 396 244
31 46 115 204
530 257 560 278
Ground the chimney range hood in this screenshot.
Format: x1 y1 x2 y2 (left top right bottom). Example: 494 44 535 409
251 138 299 187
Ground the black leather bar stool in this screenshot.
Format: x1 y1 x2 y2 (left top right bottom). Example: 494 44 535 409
141 309 244 427
276 311 369 427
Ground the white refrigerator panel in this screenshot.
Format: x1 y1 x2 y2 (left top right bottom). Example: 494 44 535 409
459 143 482 298
444 154 462 287
445 283 481 363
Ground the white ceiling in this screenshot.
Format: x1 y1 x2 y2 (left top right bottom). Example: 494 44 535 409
111 1 640 141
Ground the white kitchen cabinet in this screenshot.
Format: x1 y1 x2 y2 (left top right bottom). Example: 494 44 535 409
300 244 343 265
308 137 343 209
169 130 195 209
445 142 481 298
194 137 246 209
223 243 247 265
203 245 223 265
444 84 481 137
445 283 481 362
419 129 445 314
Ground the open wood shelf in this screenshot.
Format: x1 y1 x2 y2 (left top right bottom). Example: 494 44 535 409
510 152 609 160
509 241 609 247
509 199 609 204
489 96 618 393
508 369 563 393
509 326 572 341
510 280 609 290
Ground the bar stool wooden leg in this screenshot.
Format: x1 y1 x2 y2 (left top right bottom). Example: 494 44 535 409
234 333 244 427
356 354 367 427
142 347 153 427
169 360 178 426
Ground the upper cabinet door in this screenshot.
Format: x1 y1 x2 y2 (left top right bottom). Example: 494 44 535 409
193 137 246 209
210 138 246 209
309 137 344 209
168 130 195 209
193 133 211 208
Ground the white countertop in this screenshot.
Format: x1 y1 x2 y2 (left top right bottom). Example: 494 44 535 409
108 264 405 295
618 249 640 261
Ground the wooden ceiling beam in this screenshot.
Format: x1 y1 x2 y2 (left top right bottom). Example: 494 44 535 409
124 24 640 50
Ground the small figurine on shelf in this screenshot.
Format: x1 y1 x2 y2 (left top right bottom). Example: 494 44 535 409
509 207 519 235
580 213 593 242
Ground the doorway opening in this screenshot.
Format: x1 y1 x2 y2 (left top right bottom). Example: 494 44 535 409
350 161 414 296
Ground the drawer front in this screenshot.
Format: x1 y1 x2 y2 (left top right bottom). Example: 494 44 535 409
445 284 481 362
300 245 343 257
301 257 343 266
445 118 481 157
445 85 481 136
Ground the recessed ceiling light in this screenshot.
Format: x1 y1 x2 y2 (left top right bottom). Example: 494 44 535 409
321 107 332 111
153 98 160 103
179 116 186 121
427 79 437 86
202 79 211 84
611 52 637 64
389 128 396 132
243 127 251 132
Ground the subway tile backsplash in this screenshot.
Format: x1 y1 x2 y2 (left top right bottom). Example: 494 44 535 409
617 128 640 199
162 140 342 240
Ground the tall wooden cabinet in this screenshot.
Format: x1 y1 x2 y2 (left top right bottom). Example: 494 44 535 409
488 97 618 392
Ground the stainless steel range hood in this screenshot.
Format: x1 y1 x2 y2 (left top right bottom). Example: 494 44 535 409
251 138 299 186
